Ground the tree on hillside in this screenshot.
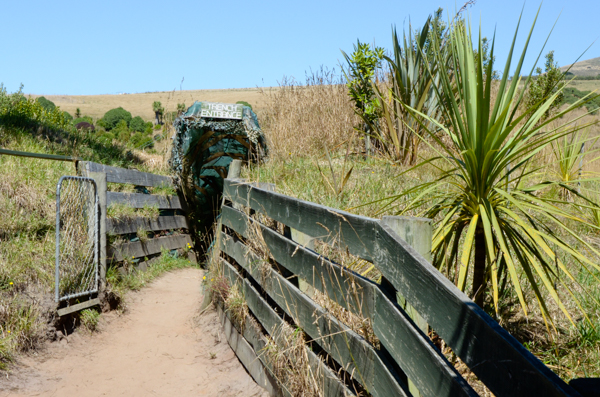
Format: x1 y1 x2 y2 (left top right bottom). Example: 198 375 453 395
102 107 132 130
176 103 186 116
130 116 146 132
36 97 56 112
342 41 384 156
75 108 81 118
526 50 565 122
153 101 164 125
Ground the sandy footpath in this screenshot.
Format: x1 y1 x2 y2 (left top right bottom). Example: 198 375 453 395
0 267 267 397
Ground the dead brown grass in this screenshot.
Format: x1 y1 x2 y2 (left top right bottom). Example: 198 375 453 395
33 87 274 121
257 68 360 160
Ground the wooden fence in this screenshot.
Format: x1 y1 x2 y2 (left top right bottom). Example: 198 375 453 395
79 161 194 293
208 174 581 397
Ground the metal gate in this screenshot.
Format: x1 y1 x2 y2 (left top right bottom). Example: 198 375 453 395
55 176 99 303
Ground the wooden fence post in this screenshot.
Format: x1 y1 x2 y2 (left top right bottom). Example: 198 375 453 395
381 215 432 397
87 171 107 297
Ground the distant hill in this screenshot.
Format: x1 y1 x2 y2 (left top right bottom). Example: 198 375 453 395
561 56 600 78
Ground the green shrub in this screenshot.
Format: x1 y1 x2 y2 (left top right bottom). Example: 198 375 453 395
101 107 132 130
129 116 146 132
563 87 600 114
96 118 108 129
35 97 56 111
72 116 93 125
130 132 154 149
80 309 100 332
62 111 73 122
153 123 161 130
144 123 153 134
113 119 130 143
0 86 70 130
97 132 115 145
117 129 130 143
236 100 252 110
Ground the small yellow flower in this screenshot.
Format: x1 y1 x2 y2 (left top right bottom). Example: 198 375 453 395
211 279 214 282
132 256 135 259
371 171 374 173
203 276 206 280
9 282 13 285
7 330 10 333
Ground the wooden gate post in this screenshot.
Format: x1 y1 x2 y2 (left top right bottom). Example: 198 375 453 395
78 161 108 297
381 215 432 397
87 171 107 296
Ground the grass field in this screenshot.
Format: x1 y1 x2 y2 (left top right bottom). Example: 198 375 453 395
566 79 600 92
30 87 276 121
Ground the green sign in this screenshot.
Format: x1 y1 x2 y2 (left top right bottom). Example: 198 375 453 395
200 102 243 120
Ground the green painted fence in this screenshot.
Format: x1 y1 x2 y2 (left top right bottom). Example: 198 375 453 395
208 175 580 397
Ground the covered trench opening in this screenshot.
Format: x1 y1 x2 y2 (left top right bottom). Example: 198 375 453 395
170 101 267 257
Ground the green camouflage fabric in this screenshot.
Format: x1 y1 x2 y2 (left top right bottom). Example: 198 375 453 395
170 102 267 232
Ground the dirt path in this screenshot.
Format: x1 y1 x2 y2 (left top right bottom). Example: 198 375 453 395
1 268 268 397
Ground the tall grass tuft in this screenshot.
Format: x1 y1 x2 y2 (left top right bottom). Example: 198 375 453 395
258 67 360 160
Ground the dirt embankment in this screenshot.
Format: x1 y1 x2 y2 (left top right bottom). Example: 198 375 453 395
1 268 267 397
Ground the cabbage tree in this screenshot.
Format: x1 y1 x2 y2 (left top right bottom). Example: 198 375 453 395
391 10 599 326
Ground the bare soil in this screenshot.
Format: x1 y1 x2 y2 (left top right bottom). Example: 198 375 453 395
0 268 267 397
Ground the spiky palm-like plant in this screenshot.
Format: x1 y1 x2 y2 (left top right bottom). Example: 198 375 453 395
550 127 600 200
390 10 599 326
369 17 443 165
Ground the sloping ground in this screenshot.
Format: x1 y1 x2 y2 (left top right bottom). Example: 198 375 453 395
561 56 600 77
0 268 267 397
34 87 276 121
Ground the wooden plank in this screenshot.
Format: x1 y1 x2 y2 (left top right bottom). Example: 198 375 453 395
241 273 355 397
375 222 580 397
227 159 243 179
373 291 476 397
108 234 191 261
107 191 182 210
223 180 378 262
86 172 107 294
83 161 173 187
107 215 188 235
215 304 280 397
221 205 375 319
220 233 409 397
57 298 100 317
382 216 432 397
221 206 475 397
218 257 354 397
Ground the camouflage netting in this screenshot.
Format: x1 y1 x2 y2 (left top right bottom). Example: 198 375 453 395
170 101 267 235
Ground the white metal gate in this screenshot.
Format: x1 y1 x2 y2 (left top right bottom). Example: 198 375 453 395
55 176 99 303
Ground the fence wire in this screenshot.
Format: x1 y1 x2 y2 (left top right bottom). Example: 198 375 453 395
55 176 98 303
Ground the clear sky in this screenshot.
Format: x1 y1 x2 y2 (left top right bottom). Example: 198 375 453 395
1 0 598 95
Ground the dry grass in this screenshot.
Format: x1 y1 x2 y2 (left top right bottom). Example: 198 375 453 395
566 79 600 92
106 203 159 221
261 321 322 397
35 87 273 121
257 68 360 160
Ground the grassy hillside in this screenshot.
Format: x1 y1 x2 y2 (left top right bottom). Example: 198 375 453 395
31 87 273 121
0 86 189 368
561 56 600 78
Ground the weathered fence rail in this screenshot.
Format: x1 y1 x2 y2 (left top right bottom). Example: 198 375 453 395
53 161 195 315
209 173 580 397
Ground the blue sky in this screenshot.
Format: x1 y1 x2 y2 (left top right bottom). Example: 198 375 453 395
1 0 598 95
